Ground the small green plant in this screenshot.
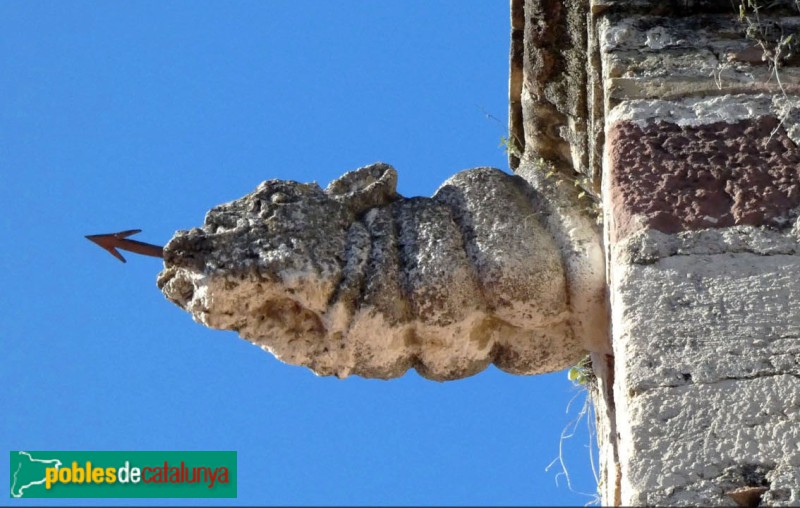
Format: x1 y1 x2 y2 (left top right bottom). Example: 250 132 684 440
568 354 595 387
546 355 601 505
477 105 525 161
499 135 523 160
737 0 800 93
736 0 800 139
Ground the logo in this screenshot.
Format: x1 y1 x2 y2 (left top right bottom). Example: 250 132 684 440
10 451 236 498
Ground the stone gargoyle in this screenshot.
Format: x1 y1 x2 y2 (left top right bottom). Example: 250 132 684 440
157 162 608 381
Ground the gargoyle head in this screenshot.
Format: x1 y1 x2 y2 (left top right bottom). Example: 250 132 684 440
158 162 604 380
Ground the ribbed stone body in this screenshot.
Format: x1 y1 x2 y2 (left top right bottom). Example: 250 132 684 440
158 163 607 381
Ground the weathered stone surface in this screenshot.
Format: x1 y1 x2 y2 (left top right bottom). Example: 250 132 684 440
617 225 800 266
598 14 800 105
158 163 607 381
512 0 593 182
608 115 800 241
516 161 610 357
610 250 800 506
593 1 800 502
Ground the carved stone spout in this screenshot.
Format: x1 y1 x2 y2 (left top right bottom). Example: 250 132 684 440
158 162 608 380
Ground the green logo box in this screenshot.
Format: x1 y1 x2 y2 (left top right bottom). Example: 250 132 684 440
10 451 236 498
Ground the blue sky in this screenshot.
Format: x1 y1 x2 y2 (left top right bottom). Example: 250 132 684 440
1 2 598 505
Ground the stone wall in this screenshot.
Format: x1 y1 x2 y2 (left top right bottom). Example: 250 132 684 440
512 0 800 505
